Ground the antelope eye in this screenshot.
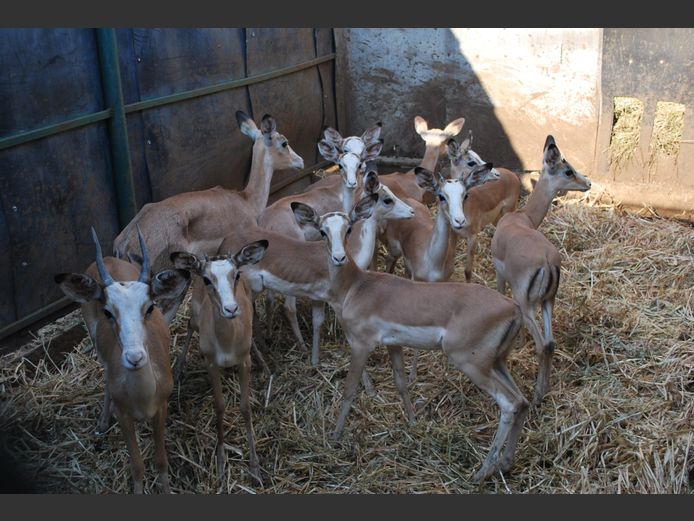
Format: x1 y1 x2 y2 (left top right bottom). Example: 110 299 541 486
464 193 469 200
145 304 155 316
564 170 574 177
319 230 326 237
202 276 212 286
467 161 476 167
235 272 241 280
281 141 288 148
346 226 353 235
103 308 114 319
438 194 446 202
383 197 393 205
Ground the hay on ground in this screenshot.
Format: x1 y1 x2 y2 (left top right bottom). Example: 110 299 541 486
1 193 693 493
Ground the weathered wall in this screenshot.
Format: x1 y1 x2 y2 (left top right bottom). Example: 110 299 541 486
337 28 602 174
594 28 694 218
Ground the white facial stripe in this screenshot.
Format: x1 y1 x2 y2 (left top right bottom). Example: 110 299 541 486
441 181 466 226
208 260 238 312
104 281 151 367
343 137 365 156
340 153 361 187
322 214 349 261
467 150 484 164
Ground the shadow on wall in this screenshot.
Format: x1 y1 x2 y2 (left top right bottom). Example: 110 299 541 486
340 28 522 172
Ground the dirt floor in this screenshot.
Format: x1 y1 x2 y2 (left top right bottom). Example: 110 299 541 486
0 192 692 494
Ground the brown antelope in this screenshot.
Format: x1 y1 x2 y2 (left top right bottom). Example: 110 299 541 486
446 134 521 283
112 112 304 322
169 240 268 485
55 228 190 493
491 135 591 405
291 196 528 484
383 162 499 279
311 116 465 205
382 163 500 382
256 135 383 350
227 171 413 374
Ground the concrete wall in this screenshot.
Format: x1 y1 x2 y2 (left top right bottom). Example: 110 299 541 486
337 28 602 174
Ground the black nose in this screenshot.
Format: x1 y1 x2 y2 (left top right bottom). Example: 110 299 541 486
223 305 239 316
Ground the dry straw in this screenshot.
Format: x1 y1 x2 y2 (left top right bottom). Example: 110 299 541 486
1 192 692 493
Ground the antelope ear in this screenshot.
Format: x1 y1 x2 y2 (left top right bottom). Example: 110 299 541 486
234 240 269 267
360 122 383 145
443 117 466 137
170 252 201 273
460 130 472 151
414 166 437 193
151 269 190 302
446 139 461 161
414 116 428 135
362 140 383 162
350 193 378 223
464 162 495 189
323 127 344 149
127 252 144 267
363 169 380 194
317 140 340 162
260 114 277 145
291 202 320 230
236 110 260 140
55 273 102 303
543 136 561 167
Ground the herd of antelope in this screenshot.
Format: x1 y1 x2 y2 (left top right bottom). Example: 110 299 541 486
54 110 592 493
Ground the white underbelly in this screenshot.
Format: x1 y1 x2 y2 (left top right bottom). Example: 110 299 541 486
374 320 445 349
259 271 327 300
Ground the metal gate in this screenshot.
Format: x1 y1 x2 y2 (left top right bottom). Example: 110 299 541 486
0 28 339 338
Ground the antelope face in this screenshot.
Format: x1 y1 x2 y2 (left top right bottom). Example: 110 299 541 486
447 134 489 179
101 281 157 369
543 135 592 192
319 138 384 190
416 163 497 230
237 111 304 170
55 228 190 371
361 169 415 223
319 213 352 266
414 115 466 151
171 241 268 320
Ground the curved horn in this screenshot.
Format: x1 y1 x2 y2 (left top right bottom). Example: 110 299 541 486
90 227 114 286
136 225 150 283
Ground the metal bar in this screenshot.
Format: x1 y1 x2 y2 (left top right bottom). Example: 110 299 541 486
0 297 74 341
124 53 336 114
0 110 112 151
96 28 137 229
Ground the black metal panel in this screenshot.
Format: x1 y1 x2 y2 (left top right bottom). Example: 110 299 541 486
0 124 119 320
130 28 253 200
116 29 153 209
0 204 15 326
0 29 104 136
246 28 325 192
315 28 338 132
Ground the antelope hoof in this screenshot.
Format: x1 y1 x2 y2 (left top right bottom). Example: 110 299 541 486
499 455 515 474
157 472 172 494
472 464 497 485
249 460 263 487
216 445 225 477
133 480 144 495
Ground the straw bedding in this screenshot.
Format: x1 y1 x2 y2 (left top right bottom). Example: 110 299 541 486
1 191 692 494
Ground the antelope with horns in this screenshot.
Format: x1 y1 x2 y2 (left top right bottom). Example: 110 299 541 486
491 135 591 405
170 240 268 485
55 228 190 493
256 130 383 351
291 195 528 484
446 133 521 283
112 112 304 322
